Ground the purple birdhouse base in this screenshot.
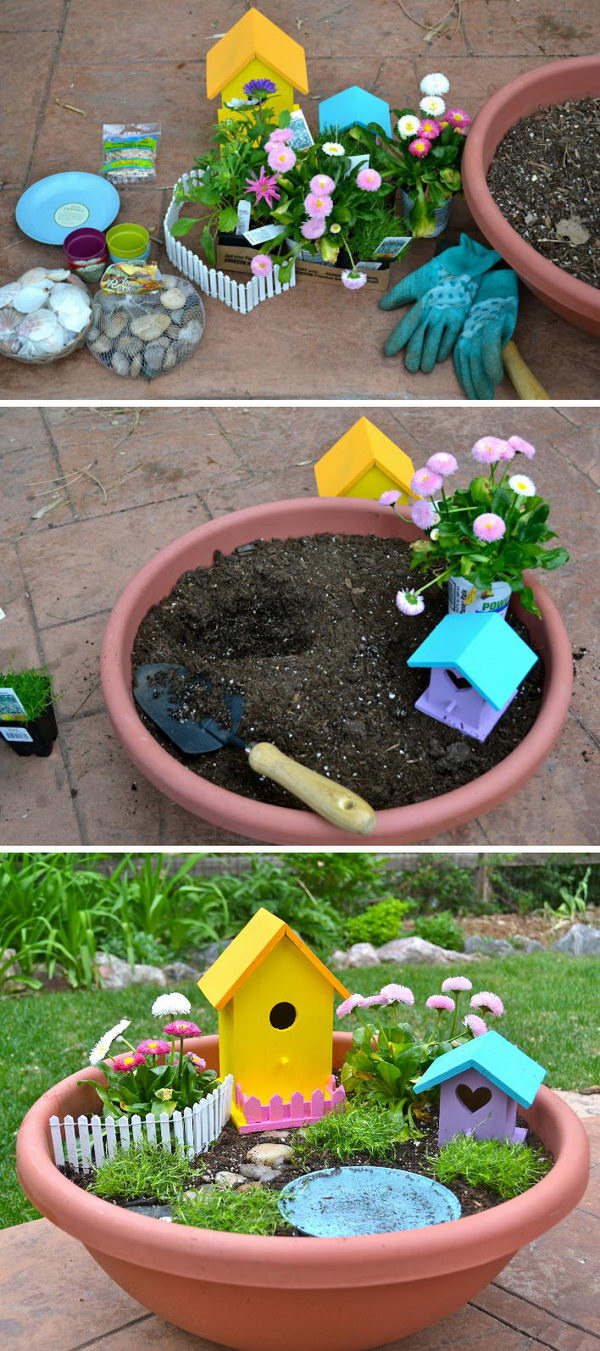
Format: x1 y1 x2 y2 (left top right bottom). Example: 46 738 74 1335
415 668 515 742
439 1068 527 1146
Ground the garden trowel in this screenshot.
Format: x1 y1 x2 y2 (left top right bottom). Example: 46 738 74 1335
134 663 376 835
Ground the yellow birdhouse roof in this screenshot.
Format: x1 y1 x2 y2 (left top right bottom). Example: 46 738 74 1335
314 416 417 498
206 8 309 99
198 907 349 1010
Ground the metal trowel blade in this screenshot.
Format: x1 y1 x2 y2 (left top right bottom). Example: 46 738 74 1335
133 663 228 754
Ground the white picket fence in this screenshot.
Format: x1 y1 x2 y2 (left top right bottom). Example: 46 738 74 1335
49 1075 233 1171
163 170 296 312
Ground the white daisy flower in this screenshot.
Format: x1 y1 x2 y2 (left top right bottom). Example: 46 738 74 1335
420 73 450 97
89 1019 131 1066
322 141 345 156
420 95 446 117
151 991 192 1018
330 222 342 233
430 527 440 540
397 114 421 138
508 474 536 497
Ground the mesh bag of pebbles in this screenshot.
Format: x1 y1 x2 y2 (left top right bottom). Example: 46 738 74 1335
87 274 205 379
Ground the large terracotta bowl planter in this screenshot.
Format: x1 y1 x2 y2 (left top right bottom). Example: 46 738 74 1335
101 497 573 844
462 56 600 334
17 1032 589 1351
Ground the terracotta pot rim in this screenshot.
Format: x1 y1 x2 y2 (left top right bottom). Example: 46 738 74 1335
17 1033 590 1290
100 497 573 844
462 56 600 320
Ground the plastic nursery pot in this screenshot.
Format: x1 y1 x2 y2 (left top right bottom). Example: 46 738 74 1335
63 228 108 283
462 55 600 335
17 1032 590 1351
105 223 150 263
101 496 573 845
0 703 58 757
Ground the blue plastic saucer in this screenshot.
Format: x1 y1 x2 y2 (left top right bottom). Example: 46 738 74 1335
278 1166 461 1237
16 172 120 245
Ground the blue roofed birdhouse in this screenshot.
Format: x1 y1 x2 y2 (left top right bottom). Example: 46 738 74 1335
413 1029 547 1146
407 612 538 742
318 86 392 136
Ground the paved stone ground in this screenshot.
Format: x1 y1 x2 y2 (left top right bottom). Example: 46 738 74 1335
1 1113 598 1350
0 404 597 846
1 0 599 399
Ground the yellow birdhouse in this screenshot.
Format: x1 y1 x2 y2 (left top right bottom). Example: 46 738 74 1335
198 908 349 1133
206 8 309 124
314 416 417 504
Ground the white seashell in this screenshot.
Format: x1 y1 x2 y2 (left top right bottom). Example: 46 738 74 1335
49 284 90 332
46 269 70 281
17 310 66 353
0 283 21 308
13 285 50 313
0 308 18 338
18 267 53 286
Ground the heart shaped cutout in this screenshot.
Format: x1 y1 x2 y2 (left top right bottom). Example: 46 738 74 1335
455 1083 492 1113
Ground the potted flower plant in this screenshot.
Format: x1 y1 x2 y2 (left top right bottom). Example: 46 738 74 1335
382 433 569 619
0 667 58 756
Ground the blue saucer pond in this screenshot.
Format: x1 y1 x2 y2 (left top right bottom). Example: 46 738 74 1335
278 1166 461 1238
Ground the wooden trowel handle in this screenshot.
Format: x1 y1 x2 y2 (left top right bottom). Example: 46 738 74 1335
248 742 377 835
502 340 549 400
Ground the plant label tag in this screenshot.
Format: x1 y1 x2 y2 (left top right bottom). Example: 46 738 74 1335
236 199 251 234
243 223 285 246
0 687 27 718
0 726 33 743
373 235 412 259
0 607 5 621
289 109 314 150
357 260 383 271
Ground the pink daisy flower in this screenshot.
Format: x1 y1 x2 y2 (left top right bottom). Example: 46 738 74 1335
268 127 294 143
379 488 401 505
426 994 455 1012
356 167 382 191
245 166 281 207
310 173 335 194
305 191 334 217
471 436 506 464
112 1052 146 1071
396 589 425 616
418 119 441 140
267 145 296 173
163 1020 202 1037
301 217 326 240
470 990 504 1018
508 435 536 459
378 983 415 1006
408 137 431 158
473 512 506 543
463 1013 488 1037
250 254 273 278
361 993 390 1008
136 1039 171 1056
411 498 440 530
441 975 473 992
427 452 457 477
411 466 444 495
446 108 471 128
187 1053 207 1069
341 270 367 289
336 993 367 1018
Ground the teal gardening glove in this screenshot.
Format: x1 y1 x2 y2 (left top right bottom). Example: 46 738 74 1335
453 267 519 400
379 234 500 374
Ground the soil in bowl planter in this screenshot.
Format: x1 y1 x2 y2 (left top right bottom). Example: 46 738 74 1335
487 98 600 287
131 533 545 813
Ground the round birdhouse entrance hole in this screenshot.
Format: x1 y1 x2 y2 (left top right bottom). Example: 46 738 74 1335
270 1001 297 1029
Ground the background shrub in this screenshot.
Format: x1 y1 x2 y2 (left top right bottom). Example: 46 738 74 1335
410 911 465 952
346 897 412 947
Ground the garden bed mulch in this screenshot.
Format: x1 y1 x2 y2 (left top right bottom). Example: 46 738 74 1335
487 98 600 287
131 534 544 813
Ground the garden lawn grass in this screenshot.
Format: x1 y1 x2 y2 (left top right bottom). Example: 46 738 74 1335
2 955 598 1230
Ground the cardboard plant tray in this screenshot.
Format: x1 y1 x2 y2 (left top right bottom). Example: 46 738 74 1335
216 242 391 289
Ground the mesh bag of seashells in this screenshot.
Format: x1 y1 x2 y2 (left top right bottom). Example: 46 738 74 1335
87 263 205 379
0 267 92 363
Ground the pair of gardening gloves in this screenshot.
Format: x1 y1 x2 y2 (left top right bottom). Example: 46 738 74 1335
379 233 519 400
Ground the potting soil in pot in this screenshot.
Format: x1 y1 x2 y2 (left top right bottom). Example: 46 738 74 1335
131 533 544 812
487 98 600 287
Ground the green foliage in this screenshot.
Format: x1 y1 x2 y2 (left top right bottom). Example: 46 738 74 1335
346 897 412 947
294 1102 414 1167
543 868 591 926
284 853 393 913
0 668 55 720
340 1014 449 1124
486 858 600 914
410 911 465 952
385 860 480 916
350 109 468 236
81 1053 217 1120
429 1134 551 1200
174 1185 289 1236
90 1141 198 1204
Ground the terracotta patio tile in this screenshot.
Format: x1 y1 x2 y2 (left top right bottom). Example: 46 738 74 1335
158 800 255 848
0 32 59 190
61 711 163 846
0 591 40 672
475 1284 600 1351
578 1176 600 1218
87 1317 221 1350
0 409 49 458
0 442 73 541
496 1206 600 1335
0 735 81 846
465 0 600 59
40 611 107 721
16 494 210 627
200 462 316 517
0 1 64 30
213 406 409 476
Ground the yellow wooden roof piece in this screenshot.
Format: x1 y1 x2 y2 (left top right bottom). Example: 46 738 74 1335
198 907 349 1009
206 8 309 99
314 416 417 497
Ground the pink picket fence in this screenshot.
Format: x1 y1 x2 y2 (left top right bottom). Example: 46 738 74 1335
235 1076 346 1134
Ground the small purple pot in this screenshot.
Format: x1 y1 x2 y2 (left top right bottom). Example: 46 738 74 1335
64 228 108 282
